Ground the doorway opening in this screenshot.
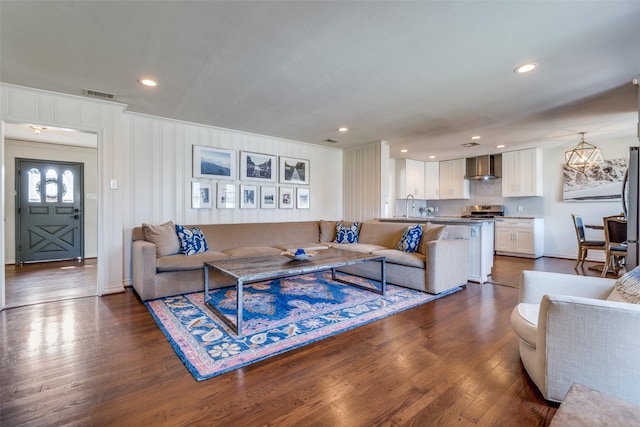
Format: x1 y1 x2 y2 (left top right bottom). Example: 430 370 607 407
3 125 99 308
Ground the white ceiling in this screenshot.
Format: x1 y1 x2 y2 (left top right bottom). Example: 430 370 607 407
1 1 639 160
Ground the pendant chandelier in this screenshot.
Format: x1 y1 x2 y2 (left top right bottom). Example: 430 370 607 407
564 132 603 173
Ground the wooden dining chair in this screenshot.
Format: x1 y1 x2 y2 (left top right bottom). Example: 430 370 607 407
571 214 606 269
601 215 627 277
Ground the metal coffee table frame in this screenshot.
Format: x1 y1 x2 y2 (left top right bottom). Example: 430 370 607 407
204 249 386 337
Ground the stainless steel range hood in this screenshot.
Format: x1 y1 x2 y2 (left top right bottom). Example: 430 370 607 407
465 154 502 180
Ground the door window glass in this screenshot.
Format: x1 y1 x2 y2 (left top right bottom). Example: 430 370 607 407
28 168 41 202
62 170 74 203
45 169 58 202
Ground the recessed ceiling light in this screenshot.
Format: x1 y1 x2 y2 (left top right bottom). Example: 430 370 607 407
514 63 538 74
429 155 436 159
496 144 506 148
139 78 158 87
400 149 408 153
471 135 481 140
337 127 348 132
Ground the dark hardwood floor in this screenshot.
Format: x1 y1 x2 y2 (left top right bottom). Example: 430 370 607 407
0 256 610 426
5 259 97 308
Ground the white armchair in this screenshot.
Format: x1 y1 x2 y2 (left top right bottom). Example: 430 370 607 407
511 270 640 405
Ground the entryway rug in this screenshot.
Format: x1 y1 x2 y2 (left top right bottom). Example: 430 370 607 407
146 271 461 381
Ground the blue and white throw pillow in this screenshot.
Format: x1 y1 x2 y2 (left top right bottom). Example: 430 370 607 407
175 224 209 256
335 222 359 244
397 224 423 253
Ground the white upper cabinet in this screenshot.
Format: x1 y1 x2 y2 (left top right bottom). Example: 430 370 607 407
395 159 425 199
502 148 543 197
439 158 470 199
424 161 440 199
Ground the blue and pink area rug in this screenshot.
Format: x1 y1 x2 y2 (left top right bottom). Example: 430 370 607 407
146 271 461 381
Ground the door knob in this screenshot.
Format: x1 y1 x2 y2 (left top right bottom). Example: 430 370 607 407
73 214 80 219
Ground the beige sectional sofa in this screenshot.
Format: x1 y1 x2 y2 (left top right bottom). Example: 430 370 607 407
131 220 470 301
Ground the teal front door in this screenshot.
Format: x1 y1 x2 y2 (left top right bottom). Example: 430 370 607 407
16 159 84 263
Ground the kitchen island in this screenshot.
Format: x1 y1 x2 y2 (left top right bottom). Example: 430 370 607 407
378 217 496 283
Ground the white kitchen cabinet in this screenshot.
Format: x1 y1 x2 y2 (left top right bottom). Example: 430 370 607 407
395 158 425 199
439 158 469 199
467 221 495 283
501 148 543 197
424 161 439 199
494 218 544 258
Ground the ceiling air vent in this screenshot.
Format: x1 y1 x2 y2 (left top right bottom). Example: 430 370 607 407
83 89 116 99
324 138 340 143
462 142 480 147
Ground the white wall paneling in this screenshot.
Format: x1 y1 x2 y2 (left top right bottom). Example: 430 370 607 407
1 83 128 306
343 141 388 222
125 112 343 231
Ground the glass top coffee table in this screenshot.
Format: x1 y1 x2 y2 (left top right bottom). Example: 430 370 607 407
204 248 386 336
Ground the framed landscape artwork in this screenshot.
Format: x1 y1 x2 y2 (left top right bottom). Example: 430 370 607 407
191 182 213 209
296 188 310 209
562 158 627 201
279 157 309 185
193 145 236 180
217 183 237 209
261 186 277 209
240 184 258 208
279 187 294 209
240 151 276 182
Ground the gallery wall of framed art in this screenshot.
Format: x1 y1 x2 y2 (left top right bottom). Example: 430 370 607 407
191 182 213 209
240 151 277 182
193 146 236 180
191 147 311 210
279 156 309 185
261 186 277 209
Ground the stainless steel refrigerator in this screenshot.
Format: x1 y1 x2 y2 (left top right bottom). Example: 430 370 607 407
623 147 639 270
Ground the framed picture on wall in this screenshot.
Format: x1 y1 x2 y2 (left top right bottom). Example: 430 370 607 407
240 151 276 182
191 182 213 209
240 184 258 208
296 187 310 209
261 186 277 209
279 156 309 185
562 158 627 201
217 183 236 209
193 145 236 180
279 187 294 209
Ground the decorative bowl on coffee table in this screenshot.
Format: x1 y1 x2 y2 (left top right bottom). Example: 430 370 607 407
281 250 317 260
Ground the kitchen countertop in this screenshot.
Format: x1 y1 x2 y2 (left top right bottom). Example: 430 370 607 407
378 217 499 224
379 215 541 222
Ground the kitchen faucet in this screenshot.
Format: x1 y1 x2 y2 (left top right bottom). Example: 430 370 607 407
406 194 415 218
